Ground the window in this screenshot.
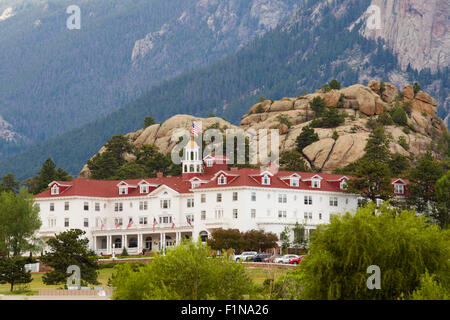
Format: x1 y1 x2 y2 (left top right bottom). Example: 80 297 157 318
64 202 69 211
140 185 149 194
159 216 172 224
115 203 123 212
206 159 213 167
84 218 89 228
233 192 238 201
216 193 222 202
329 197 338 207
312 179 320 188
278 210 287 218
309 212 312 219
160 199 171 209
304 212 312 220
304 196 312 205
357 198 365 208
345 198 349 205
251 192 256 201
233 209 238 219
262 175 270 185
290 178 299 187
394 184 404 194
214 210 223 219
48 218 56 228
319 213 322 220
340 180 347 190
114 218 123 227
51 185 59 195
139 201 148 211
187 198 194 208
139 217 148 225
278 194 287 203
251 209 256 219
119 186 128 195
218 175 227 185
201 194 206 203
64 218 69 227
84 202 89 211
201 211 206 220
50 203 54 211
95 203 100 211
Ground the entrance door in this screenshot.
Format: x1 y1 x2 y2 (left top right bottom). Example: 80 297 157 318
145 237 152 250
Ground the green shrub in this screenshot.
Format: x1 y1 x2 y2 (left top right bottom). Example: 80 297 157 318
309 96 326 117
402 126 410 134
276 114 291 128
332 131 339 141
121 248 129 256
390 106 408 126
377 112 393 126
403 101 412 115
398 136 409 151
255 104 265 114
296 125 319 152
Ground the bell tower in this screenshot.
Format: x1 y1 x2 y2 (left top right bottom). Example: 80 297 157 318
182 137 203 175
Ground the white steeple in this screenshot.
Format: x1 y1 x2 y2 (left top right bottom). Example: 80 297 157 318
182 137 203 174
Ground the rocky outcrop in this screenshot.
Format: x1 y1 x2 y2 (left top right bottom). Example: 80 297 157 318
79 81 447 177
360 0 449 73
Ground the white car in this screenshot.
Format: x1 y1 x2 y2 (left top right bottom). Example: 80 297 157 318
234 251 258 262
279 254 299 264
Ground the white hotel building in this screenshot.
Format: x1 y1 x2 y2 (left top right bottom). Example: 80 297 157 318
35 140 409 255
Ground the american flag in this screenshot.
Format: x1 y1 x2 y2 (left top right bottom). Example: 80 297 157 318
171 220 175 229
115 219 121 229
186 216 192 227
153 217 158 232
127 218 133 229
192 121 201 137
101 218 105 230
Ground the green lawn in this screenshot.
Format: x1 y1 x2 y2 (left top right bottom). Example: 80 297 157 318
0 266 290 295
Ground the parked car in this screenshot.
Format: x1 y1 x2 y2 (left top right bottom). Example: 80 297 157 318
264 255 282 263
273 255 285 264
289 255 307 264
234 251 258 262
250 253 272 262
279 254 299 264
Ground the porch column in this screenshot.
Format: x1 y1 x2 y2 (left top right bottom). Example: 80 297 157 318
107 235 111 254
93 236 97 252
124 234 128 249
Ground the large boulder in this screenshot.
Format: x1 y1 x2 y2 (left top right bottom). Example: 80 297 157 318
341 84 386 116
270 100 294 112
368 80 399 103
403 84 415 101
323 90 342 107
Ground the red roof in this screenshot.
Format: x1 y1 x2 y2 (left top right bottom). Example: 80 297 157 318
35 165 410 199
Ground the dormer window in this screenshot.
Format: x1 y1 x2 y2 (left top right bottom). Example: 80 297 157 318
340 180 347 190
290 178 299 187
206 159 213 167
51 185 59 195
394 184 404 194
262 175 270 185
312 179 321 188
140 185 149 194
119 186 128 195
218 175 227 185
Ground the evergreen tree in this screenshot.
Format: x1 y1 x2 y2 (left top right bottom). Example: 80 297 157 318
0 256 32 291
309 97 326 117
143 116 155 129
407 152 444 221
29 158 72 194
434 171 450 229
0 174 20 194
329 79 341 90
104 135 134 166
296 125 319 153
41 229 99 286
279 151 310 172
87 152 120 180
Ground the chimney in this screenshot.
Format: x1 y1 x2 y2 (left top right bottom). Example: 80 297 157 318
157 172 163 178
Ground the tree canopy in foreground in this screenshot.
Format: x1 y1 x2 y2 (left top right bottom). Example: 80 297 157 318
111 240 254 300
294 202 450 300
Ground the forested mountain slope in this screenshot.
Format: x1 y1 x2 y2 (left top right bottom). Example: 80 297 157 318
1 0 448 180
0 0 298 157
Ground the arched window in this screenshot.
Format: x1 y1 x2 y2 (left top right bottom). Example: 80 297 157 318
199 231 208 243
190 164 195 172
262 175 270 185
191 151 194 160
218 175 226 185
114 238 122 249
51 185 59 195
